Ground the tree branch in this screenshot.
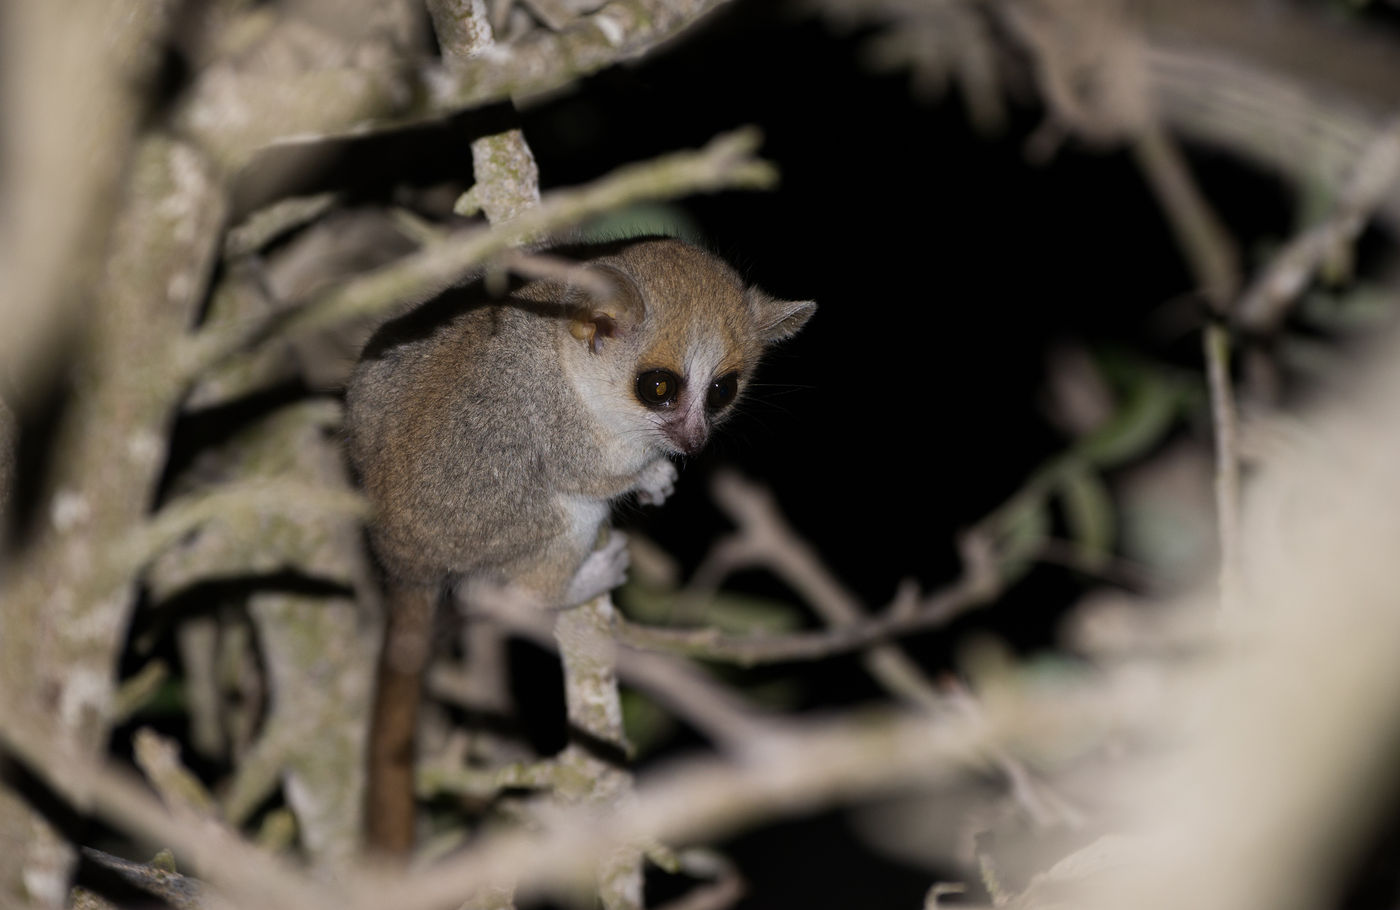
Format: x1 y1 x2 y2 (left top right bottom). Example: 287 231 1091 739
423 0 736 112
180 128 777 382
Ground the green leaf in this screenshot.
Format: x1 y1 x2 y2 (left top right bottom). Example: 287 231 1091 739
621 690 677 757
1073 370 1179 468
1059 465 1116 571
994 499 1050 584
1298 286 1395 332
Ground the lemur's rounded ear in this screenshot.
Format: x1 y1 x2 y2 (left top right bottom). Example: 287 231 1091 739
748 289 817 344
568 265 645 354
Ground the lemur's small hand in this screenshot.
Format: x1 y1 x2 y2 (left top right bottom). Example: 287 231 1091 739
635 458 678 507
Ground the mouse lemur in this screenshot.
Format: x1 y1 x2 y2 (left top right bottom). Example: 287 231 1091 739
346 235 816 853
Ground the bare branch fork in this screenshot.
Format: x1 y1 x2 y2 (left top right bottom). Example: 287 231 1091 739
605 471 1007 666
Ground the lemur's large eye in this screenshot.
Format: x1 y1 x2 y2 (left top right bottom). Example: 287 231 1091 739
707 373 739 411
636 369 681 409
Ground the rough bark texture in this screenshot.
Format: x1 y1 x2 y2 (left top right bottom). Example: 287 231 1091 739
0 135 225 906
556 597 645 910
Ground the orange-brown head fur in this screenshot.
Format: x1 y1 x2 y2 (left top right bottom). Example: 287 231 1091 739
557 237 815 458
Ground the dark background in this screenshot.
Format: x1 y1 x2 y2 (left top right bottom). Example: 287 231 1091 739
517 0 1291 608
497 3 1290 907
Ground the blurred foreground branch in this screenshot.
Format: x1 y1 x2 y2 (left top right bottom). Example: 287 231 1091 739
184 128 776 379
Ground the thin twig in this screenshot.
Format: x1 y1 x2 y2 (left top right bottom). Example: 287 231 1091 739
650 849 745 910
615 486 1010 667
706 470 943 707
610 578 988 665
498 249 620 297
1131 123 1244 610
132 728 219 820
223 193 342 260
1237 119 1400 332
178 128 776 382
1203 322 1243 612
695 471 1083 828
463 584 775 752
112 661 170 725
1131 124 1241 311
